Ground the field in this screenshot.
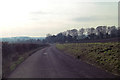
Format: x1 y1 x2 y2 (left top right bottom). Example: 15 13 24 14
2 42 48 77
56 42 120 76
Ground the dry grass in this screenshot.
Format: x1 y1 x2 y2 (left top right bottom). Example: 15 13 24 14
56 42 120 76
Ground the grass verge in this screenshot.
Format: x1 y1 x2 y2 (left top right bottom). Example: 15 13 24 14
56 42 120 76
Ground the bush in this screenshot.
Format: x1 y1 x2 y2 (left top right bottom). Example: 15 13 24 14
2 42 47 77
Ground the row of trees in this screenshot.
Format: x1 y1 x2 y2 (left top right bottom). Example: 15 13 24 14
44 26 120 43
17 39 42 44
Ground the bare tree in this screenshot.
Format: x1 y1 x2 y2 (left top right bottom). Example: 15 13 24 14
78 28 86 39
46 34 52 37
79 28 85 36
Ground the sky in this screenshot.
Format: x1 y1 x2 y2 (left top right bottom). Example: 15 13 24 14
0 0 119 37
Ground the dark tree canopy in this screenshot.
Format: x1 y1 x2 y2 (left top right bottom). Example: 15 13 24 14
44 26 119 43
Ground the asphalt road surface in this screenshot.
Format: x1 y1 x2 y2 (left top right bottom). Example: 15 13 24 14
8 45 116 78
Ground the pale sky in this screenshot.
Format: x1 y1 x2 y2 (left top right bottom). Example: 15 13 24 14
0 0 119 37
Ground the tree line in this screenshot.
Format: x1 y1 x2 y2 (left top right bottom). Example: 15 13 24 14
44 26 120 43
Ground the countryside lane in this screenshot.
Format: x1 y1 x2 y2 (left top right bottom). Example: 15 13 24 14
8 45 116 78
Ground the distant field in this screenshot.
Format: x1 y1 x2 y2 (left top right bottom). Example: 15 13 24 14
56 42 120 76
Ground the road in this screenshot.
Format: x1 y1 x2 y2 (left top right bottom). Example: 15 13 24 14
8 45 116 78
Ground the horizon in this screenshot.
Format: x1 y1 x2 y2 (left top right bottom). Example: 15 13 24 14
0 0 118 37
0 25 118 38
0 36 46 38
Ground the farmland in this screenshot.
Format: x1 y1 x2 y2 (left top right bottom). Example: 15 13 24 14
56 42 120 76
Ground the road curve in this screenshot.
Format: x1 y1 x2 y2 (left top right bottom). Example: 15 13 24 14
8 45 116 78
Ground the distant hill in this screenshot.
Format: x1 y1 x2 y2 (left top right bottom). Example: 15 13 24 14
0 37 45 43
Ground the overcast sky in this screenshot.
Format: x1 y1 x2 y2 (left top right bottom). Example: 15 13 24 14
0 0 119 37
